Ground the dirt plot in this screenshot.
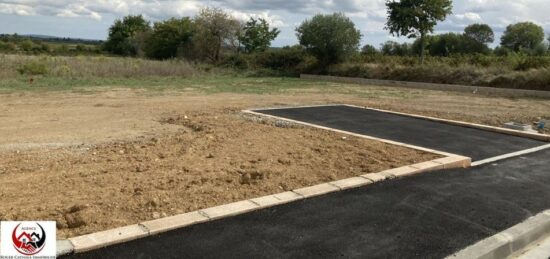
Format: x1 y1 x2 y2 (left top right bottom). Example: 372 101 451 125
0 102 437 238
0 85 548 239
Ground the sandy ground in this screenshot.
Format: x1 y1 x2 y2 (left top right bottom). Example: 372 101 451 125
0 86 548 238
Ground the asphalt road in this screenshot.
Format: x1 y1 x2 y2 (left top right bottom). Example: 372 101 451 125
257 105 544 161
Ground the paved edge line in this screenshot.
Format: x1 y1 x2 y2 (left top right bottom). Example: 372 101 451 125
57 157 470 256
471 144 550 166
242 109 458 157
446 210 550 259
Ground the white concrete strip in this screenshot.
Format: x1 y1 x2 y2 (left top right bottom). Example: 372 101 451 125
245 104 341 111
512 234 550 259
57 239 74 256
448 210 550 259
69 224 150 253
141 211 209 235
199 200 260 220
471 144 550 167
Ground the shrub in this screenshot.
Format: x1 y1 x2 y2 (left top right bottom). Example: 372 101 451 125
252 46 312 75
17 62 48 75
220 54 250 70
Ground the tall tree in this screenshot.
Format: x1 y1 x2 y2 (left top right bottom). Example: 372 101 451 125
144 17 195 60
193 7 241 62
500 22 544 52
104 15 150 56
464 23 494 45
385 0 453 63
296 13 361 66
239 18 280 53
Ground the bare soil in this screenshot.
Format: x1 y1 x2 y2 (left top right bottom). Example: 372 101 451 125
0 86 547 238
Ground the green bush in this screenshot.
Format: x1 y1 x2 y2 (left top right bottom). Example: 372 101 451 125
17 62 48 75
219 54 250 70
251 46 312 75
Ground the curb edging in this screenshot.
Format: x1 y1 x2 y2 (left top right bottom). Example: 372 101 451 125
341 104 549 142
447 210 550 259
57 156 470 256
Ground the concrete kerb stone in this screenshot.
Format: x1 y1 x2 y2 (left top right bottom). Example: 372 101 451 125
199 200 260 220
433 156 472 169
361 173 388 182
69 224 150 253
57 239 75 257
448 210 550 259
330 177 373 190
293 183 341 198
141 211 209 235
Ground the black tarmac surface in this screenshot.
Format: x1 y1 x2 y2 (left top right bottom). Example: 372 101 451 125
67 149 550 259
256 105 544 161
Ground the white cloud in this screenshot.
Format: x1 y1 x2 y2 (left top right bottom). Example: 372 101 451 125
0 3 35 16
454 12 482 22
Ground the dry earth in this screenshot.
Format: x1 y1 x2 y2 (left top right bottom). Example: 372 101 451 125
0 86 548 238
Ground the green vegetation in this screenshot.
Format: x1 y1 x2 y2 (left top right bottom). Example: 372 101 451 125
239 18 280 53
500 22 545 52
103 15 151 56
385 0 453 63
144 18 194 60
0 34 101 55
296 13 361 67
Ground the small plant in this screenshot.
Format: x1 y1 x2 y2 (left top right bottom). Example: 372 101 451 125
17 62 48 76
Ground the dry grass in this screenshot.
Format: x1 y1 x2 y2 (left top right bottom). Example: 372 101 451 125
0 54 200 78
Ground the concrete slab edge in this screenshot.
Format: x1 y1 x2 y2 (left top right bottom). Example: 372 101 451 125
341 104 549 143
58 155 467 256
447 210 550 259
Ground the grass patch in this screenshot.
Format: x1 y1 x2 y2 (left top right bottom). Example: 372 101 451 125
0 75 342 95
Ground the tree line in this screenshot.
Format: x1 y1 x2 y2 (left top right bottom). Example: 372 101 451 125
103 7 280 61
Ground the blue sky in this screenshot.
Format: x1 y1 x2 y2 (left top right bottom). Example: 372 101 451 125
1 0 549 48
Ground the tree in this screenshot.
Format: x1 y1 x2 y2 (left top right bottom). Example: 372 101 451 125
426 33 464 56
193 7 241 62
464 23 494 45
296 13 361 66
385 0 453 63
144 17 195 60
424 32 489 56
381 41 411 56
104 15 150 56
361 44 379 56
500 22 544 52
239 18 280 53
